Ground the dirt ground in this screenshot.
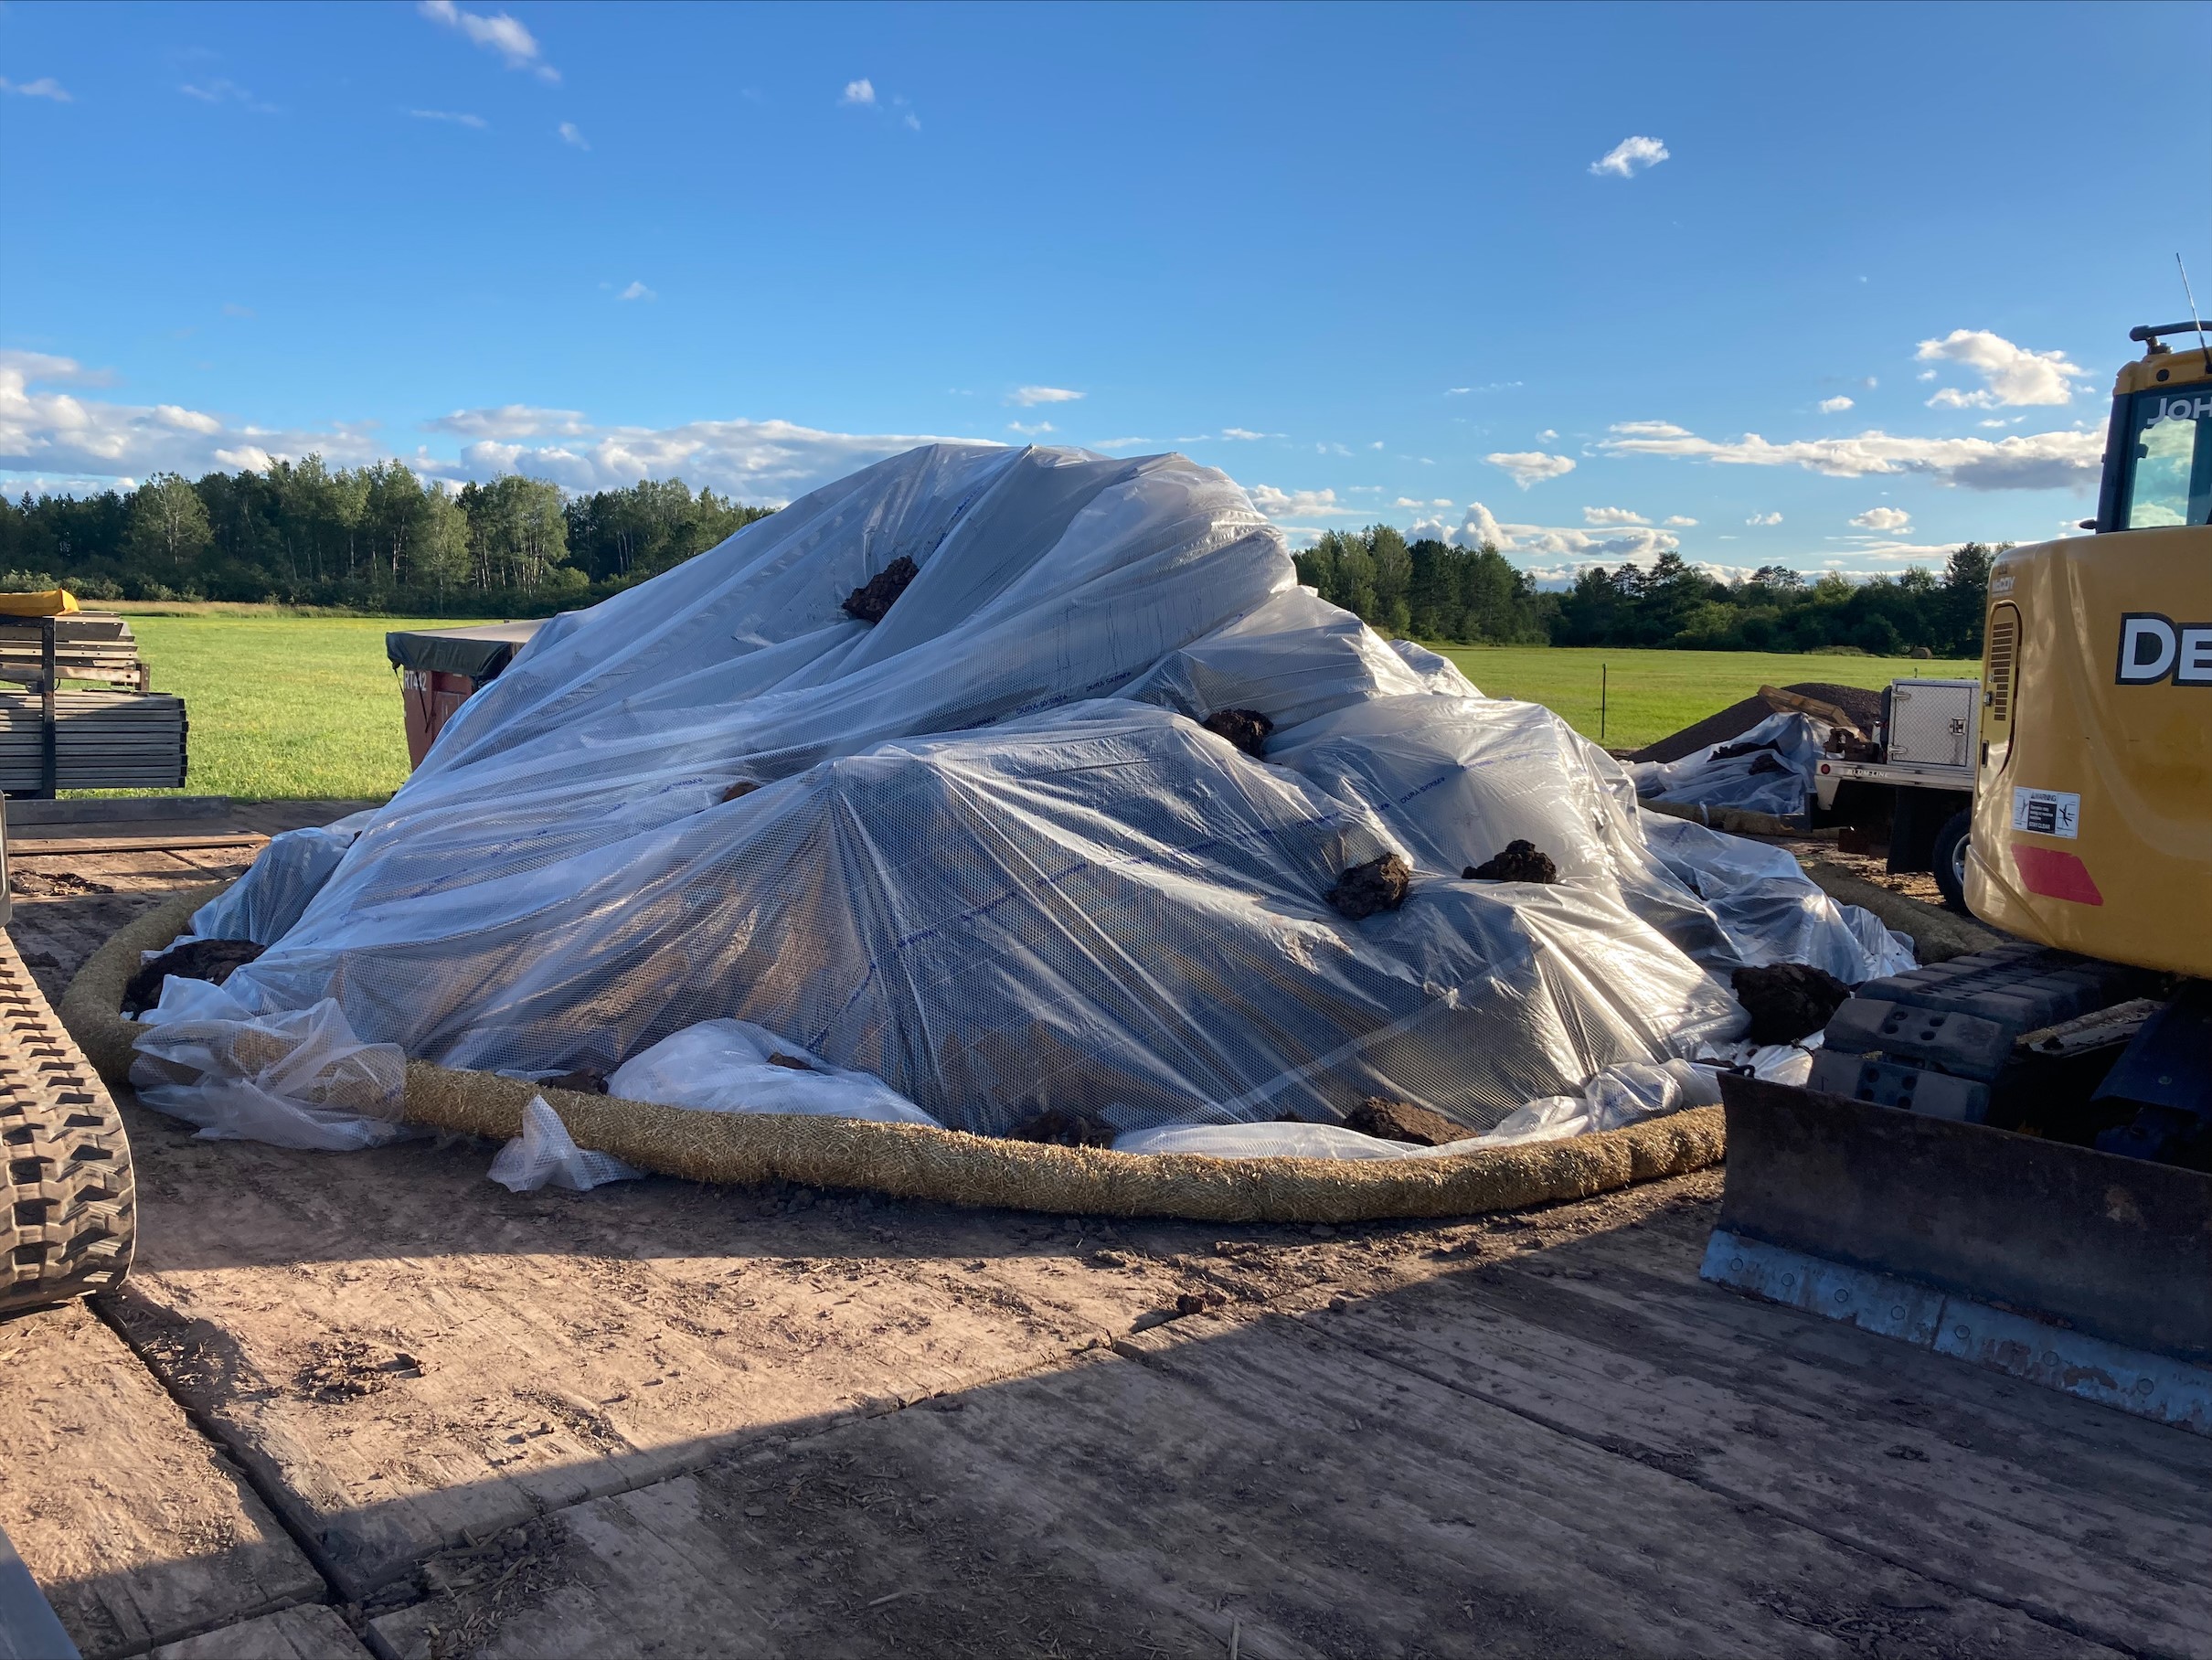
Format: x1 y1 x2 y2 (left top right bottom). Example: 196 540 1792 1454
2 832 2206 1660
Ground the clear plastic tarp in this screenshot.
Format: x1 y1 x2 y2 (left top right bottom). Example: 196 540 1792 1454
173 442 1909 1150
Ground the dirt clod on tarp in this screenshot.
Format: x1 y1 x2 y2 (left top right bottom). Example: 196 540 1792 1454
1343 1095 1470 1147
1462 840 1560 885
1200 707 1274 759
1007 1104 1118 1148
841 555 920 624
1731 963 1854 1044
1710 738 1783 761
1326 853 1412 920
721 779 762 803
540 1069 609 1096
121 937 266 1016
1630 682 1886 765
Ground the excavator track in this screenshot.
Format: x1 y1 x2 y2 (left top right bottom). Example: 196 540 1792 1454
0 927 133 1317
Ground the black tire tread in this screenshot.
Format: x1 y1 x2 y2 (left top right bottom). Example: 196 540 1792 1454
0 929 134 1317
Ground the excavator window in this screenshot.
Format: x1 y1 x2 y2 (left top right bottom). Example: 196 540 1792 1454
2122 385 2212 527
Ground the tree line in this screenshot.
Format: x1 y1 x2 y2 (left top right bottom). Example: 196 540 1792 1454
2 461 1994 655
0 459 772 614
1297 525 1996 658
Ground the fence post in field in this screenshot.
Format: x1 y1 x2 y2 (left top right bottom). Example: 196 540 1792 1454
1601 662 1608 744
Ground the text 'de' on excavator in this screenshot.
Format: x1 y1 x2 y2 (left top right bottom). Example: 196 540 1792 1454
1703 319 2212 1435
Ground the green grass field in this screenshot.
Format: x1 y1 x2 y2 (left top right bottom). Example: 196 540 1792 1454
91 615 1980 800
1435 645 1980 751
111 615 442 800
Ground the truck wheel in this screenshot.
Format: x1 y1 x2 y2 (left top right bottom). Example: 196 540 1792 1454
0 936 134 1317
1931 808 1973 916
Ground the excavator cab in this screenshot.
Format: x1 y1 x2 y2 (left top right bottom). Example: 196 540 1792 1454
1704 324 2212 1436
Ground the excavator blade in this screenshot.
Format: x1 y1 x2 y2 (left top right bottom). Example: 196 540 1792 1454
1703 1073 2212 1435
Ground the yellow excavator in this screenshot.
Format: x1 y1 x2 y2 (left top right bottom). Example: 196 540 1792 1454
1706 320 2212 1434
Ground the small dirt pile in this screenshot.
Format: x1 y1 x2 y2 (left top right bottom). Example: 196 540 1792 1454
1343 1096 1469 1146
841 556 920 624
1327 853 1411 920
122 938 266 1016
1199 708 1274 758
1463 840 1560 884
1731 963 1853 1044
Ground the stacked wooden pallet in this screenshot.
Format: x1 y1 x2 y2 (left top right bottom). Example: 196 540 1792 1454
0 688 187 793
0 613 150 690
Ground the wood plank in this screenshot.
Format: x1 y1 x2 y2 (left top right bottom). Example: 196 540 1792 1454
368 1306 2114 1660
10 833 264 857
1308 1217 2212 1657
0 1300 324 1660
101 1093 1334 1600
6 799 231 827
147 1604 372 1660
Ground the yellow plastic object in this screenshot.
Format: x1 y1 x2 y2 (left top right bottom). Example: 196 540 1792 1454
1965 334 2212 975
0 590 80 617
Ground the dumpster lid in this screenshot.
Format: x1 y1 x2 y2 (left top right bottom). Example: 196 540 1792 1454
386 619 546 681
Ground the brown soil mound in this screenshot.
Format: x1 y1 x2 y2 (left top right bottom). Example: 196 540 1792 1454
1731 963 1853 1044
1200 707 1273 758
1343 1096 1469 1147
1630 682 1886 764
1326 853 1411 920
1463 840 1560 884
841 556 920 624
121 937 265 1016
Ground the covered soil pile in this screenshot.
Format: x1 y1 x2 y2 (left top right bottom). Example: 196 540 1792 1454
1631 682 1884 764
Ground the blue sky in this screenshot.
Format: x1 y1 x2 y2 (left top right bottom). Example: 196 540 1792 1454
4 1 2205 581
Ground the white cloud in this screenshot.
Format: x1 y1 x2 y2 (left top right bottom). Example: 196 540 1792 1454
1007 386 1082 407
426 405 589 440
1590 134 1668 178
1915 329 2087 409
1664 516 1697 527
0 352 990 505
1446 388 1471 396
180 79 279 112
1746 512 1783 527
420 0 558 81
841 79 876 105
1581 505 1649 527
1219 427 1275 441
1537 428 1558 442
1484 450 1576 488
1007 420 1055 436
1412 502 1681 563
409 108 486 128
0 77 71 102
1089 437 1153 451
1849 506 1912 531
1601 419 2101 492
558 121 588 149
1249 485 1357 519
618 281 655 302
1817 395 1855 413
